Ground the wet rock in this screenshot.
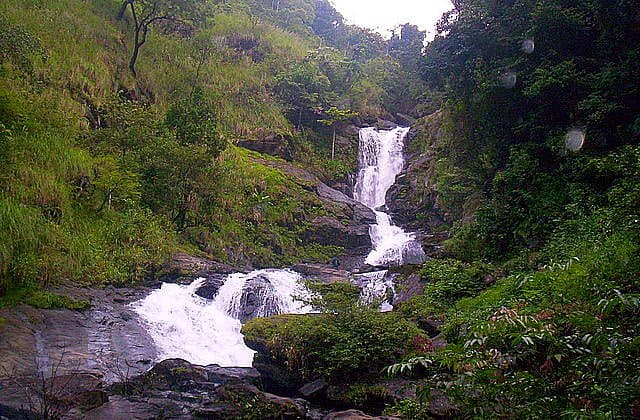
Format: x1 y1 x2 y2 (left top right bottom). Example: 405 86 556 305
292 264 352 284
236 275 282 323
237 134 292 160
0 289 157 386
194 274 228 299
304 216 371 251
299 377 328 399
317 182 376 225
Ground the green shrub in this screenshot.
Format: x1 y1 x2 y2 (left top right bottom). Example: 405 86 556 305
243 308 422 382
419 259 492 307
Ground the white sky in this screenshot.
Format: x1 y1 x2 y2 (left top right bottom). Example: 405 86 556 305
331 0 454 39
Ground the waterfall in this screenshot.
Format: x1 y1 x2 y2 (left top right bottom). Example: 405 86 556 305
354 127 426 267
131 269 312 367
130 126 425 367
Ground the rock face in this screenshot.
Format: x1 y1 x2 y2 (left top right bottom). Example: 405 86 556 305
251 154 376 260
304 216 371 251
194 273 228 299
236 275 282 323
0 287 157 386
292 264 352 283
385 111 450 257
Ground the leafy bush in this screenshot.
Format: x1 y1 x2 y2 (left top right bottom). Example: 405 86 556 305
243 307 422 382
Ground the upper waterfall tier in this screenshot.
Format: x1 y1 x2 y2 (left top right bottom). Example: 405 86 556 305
354 127 426 266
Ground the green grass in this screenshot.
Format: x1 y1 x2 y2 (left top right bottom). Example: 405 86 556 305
0 287 90 310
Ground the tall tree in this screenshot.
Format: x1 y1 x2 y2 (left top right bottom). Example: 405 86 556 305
117 0 197 77
318 106 358 159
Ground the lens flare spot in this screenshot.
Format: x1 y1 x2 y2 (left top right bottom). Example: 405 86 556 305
522 39 535 54
565 128 586 152
500 71 517 88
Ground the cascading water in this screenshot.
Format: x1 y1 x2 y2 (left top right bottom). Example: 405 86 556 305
130 126 424 367
131 269 311 367
353 126 426 309
354 127 426 267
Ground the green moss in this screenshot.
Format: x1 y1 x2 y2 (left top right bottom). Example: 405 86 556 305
243 309 423 383
0 287 90 310
24 291 90 310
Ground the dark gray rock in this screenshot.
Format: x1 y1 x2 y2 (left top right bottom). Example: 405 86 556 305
304 216 371 251
205 365 261 385
236 275 282 323
316 183 376 225
194 274 228 299
237 134 292 160
299 377 328 399
292 264 352 284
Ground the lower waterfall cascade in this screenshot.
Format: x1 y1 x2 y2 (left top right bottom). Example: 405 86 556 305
132 269 312 367
132 126 426 366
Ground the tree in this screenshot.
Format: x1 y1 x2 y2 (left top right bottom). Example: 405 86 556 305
165 88 226 157
318 106 358 159
117 0 197 77
274 60 335 130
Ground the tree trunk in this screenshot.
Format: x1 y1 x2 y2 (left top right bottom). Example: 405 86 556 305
129 40 140 78
331 127 336 160
117 0 130 20
297 108 302 131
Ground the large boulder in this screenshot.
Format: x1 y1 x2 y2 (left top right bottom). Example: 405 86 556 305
194 273 228 299
304 216 371 251
234 275 283 323
316 182 376 225
292 264 352 284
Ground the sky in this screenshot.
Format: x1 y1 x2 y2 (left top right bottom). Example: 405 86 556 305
331 0 454 40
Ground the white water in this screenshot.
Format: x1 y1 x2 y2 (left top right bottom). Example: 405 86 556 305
131 269 312 367
354 127 426 266
131 126 425 367
354 270 394 312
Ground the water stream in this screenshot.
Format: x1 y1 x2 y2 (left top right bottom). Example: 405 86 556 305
132 126 425 367
354 127 426 267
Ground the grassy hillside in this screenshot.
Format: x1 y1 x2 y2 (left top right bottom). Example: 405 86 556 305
0 0 428 301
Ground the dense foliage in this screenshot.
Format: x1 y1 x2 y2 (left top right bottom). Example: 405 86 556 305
243 282 423 383
383 0 640 417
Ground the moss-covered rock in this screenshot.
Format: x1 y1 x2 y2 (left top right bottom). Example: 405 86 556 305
242 309 423 391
